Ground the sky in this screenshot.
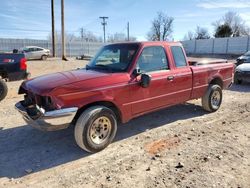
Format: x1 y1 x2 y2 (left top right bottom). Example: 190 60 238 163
0 0 250 41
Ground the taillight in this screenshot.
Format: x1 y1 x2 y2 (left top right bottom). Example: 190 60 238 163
3 59 14 63
20 58 27 70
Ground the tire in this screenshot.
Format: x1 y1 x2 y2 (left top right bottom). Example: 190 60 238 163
41 55 47 60
74 106 117 153
202 84 222 112
0 79 8 102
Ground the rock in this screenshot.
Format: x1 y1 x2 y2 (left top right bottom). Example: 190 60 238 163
175 162 184 168
155 153 161 158
187 137 192 140
191 128 195 131
106 176 112 181
216 155 223 160
25 169 33 173
146 167 151 171
222 121 226 125
177 153 181 156
151 156 156 160
203 156 210 162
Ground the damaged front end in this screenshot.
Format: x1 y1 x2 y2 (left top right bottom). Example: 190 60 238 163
15 87 78 131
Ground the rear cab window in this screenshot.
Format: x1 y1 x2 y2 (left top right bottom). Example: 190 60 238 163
137 46 169 73
171 46 187 67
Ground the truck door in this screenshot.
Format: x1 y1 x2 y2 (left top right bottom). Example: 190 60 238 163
130 46 178 115
169 46 193 103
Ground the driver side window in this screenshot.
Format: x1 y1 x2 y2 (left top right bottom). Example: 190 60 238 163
137 46 168 73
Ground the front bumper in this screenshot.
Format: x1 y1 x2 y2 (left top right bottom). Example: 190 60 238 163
8 71 30 82
235 71 250 82
15 102 78 131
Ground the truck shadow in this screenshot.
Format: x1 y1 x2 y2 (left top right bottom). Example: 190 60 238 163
229 83 250 93
0 102 206 179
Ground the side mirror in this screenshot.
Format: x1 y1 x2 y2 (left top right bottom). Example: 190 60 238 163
133 68 141 76
141 74 151 88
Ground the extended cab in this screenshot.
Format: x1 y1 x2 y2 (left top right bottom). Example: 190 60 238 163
0 53 29 101
15 42 234 153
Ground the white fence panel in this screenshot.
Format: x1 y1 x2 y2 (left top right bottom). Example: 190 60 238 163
213 38 228 54
228 37 248 54
181 36 250 55
181 40 195 54
196 39 213 54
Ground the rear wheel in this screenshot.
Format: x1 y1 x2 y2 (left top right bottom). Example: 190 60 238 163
202 84 222 112
41 55 47 61
74 106 117 153
0 79 8 102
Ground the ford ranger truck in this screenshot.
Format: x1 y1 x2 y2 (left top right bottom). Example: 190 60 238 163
15 42 234 153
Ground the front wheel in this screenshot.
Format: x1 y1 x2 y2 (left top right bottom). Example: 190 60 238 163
202 84 222 112
74 106 117 153
0 79 8 102
41 55 47 61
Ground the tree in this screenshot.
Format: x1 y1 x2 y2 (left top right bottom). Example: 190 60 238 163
195 26 210 39
183 31 195 40
79 28 100 42
107 32 137 42
214 23 233 38
147 11 174 41
213 11 250 37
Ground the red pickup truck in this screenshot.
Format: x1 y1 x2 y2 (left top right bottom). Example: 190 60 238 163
15 42 234 153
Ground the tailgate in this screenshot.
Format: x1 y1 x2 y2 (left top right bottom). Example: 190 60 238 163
0 53 28 81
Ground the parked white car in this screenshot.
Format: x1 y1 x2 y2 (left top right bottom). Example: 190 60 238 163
20 46 50 60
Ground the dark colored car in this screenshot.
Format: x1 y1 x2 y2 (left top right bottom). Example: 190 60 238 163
236 51 250 66
0 53 29 101
234 63 250 84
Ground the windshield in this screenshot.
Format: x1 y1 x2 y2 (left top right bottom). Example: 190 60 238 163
244 51 250 56
87 43 139 72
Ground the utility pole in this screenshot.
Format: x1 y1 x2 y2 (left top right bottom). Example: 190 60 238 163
61 0 67 60
80 27 84 40
51 0 56 57
127 22 130 41
99 16 108 43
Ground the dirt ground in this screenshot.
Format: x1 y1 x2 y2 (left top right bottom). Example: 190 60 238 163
0 58 249 188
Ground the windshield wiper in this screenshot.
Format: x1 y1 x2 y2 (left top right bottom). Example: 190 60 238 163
93 64 113 72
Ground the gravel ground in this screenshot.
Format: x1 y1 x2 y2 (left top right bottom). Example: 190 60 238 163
0 58 249 188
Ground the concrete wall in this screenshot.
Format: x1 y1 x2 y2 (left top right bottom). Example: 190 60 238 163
181 36 250 55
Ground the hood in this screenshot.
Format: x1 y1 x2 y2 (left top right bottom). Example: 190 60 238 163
23 69 109 94
236 63 250 72
238 55 250 60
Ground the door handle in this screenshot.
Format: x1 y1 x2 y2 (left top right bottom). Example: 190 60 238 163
167 76 174 81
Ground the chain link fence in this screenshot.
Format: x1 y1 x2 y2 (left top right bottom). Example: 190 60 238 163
0 38 104 57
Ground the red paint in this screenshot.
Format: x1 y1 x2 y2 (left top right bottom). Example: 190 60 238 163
20 42 234 123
